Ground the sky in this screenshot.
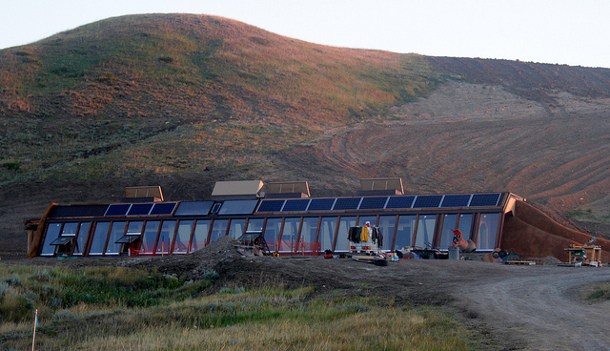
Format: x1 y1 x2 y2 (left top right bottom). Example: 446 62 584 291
1 0 609 68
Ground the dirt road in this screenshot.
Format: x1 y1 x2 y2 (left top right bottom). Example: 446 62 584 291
452 264 610 351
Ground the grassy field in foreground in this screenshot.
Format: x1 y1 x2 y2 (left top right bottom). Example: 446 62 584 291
0 265 480 350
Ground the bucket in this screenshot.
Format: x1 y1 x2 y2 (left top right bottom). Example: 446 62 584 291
448 246 460 260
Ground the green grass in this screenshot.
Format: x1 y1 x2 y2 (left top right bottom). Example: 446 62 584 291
0 264 484 350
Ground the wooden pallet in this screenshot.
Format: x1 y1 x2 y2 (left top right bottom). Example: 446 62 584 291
557 262 582 267
505 260 536 265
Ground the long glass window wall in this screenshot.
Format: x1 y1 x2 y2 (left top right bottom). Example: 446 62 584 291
38 204 506 257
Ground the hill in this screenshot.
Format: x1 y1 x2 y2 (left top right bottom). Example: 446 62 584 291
0 13 609 253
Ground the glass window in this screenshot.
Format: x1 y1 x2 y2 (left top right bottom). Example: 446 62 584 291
319 217 337 252
89 222 110 255
477 213 500 250
279 217 301 252
41 223 62 256
140 221 159 255
105 222 126 255
228 219 245 239
336 216 356 252
264 218 283 252
439 214 457 250
395 215 415 250
126 221 144 236
191 220 210 252
378 216 397 251
415 215 437 249
246 218 264 232
299 217 319 253
140 221 160 254
61 223 79 236
458 214 474 240
73 222 90 256
173 220 193 254
155 221 176 255
209 219 229 243
58 222 78 255
358 216 377 227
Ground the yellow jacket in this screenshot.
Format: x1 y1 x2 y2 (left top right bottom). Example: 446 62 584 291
360 226 370 242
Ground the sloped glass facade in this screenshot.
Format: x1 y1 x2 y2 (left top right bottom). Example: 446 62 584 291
35 192 509 257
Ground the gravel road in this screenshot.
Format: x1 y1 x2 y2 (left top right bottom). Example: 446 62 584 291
453 264 610 351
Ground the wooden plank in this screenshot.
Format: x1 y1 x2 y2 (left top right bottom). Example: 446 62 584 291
505 260 536 265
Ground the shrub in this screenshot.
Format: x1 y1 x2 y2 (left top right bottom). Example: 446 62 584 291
202 270 219 281
1 162 21 171
30 269 51 282
0 282 8 300
4 274 21 286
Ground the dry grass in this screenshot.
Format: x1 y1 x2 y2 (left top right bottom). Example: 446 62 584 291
70 307 472 351
0 265 480 350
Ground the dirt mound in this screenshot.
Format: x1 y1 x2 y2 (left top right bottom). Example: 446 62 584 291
125 236 246 279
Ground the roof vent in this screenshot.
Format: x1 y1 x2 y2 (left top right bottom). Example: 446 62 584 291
358 178 404 196
211 180 264 199
264 181 311 198
123 186 164 202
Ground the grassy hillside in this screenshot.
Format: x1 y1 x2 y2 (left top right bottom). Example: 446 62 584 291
0 14 437 188
0 13 609 251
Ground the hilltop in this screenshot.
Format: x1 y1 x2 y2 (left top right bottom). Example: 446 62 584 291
1 14 609 252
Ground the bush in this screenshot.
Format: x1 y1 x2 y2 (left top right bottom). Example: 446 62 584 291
4 274 21 286
30 269 51 282
1 162 21 171
202 270 219 281
0 282 8 300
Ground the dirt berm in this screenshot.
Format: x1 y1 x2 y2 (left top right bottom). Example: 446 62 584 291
121 237 610 351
